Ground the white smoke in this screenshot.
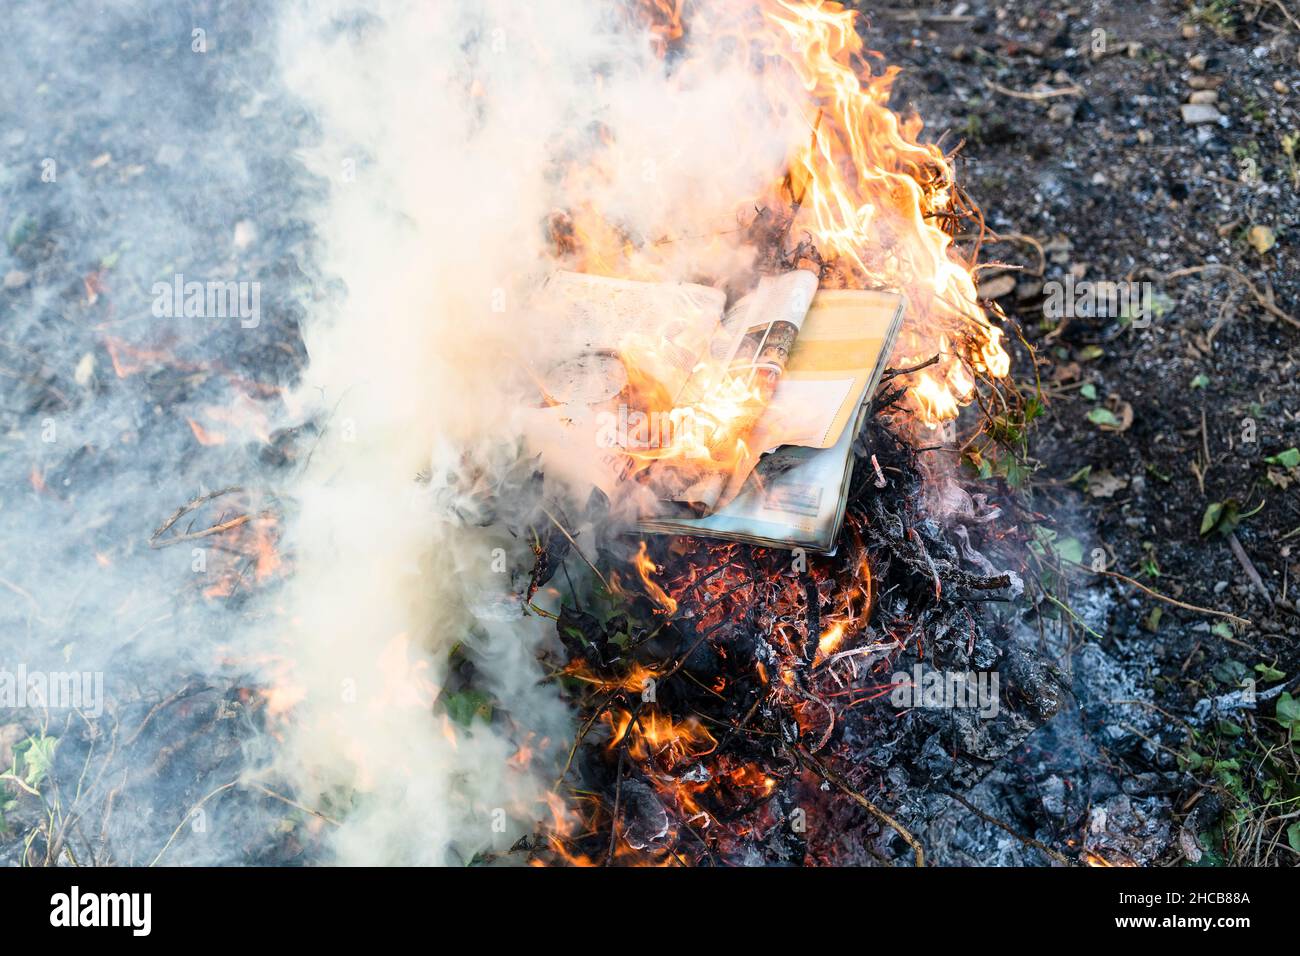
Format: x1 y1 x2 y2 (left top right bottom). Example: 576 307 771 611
269 0 810 863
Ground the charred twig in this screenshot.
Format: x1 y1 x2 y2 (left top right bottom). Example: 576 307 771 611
149 487 247 548
940 789 1076 866
540 507 609 591
1227 531 1272 605
880 354 941 380
798 746 924 866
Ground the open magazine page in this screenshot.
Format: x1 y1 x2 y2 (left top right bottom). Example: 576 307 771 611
639 289 905 550
644 269 819 513
707 288 906 509
521 272 727 497
536 271 726 404
740 289 907 453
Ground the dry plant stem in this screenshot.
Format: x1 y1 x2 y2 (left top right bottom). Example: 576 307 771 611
540 507 609 592
1064 558 1253 628
1163 264 1300 330
150 486 247 548
150 779 239 866
797 746 924 867
251 783 341 826
1227 531 1272 604
984 78 1082 100
940 789 1076 866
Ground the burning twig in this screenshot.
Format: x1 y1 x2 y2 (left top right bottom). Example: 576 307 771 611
870 454 887 488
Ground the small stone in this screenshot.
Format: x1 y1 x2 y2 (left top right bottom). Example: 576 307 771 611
1275 80 1289 95
1182 24 1198 39
3 270 29 290
1187 53 1207 71
978 274 1017 300
1181 103 1223 124
74 353 95 387
1137 129 1155 145
1188 75 1223 90
1188 89 1219 104
1048 101 1075 124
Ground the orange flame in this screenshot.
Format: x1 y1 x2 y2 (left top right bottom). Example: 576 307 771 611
555 0 1010 433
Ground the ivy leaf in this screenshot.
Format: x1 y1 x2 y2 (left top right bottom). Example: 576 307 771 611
1255 662 1286 683
1264 447 1300 469
1276 692 1300 737
1288 822 1300 854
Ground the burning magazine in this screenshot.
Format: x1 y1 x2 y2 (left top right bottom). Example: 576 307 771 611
524 270 903 549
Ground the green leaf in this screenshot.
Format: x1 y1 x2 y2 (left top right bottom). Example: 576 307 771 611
1080 383 1097 401
1201 502 1224 535
1288 822 1300 854
1255 662 1286 682
1190 373 1210 389
1065 465 1092 485
1200 499 1245 536
1213 659 1249 686
1054 537 1084 565
1087 407 1121 428
1078 344 1105 361
1276 692 1300 730
1265 447 1300 468
1212 620 1235 641
444 690 493 727
18 735 58 789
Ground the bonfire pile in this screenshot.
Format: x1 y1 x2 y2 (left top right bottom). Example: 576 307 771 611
529 370 1062 866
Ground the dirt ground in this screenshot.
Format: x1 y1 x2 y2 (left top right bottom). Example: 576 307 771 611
866 0 1300 863
1 0 1296 868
